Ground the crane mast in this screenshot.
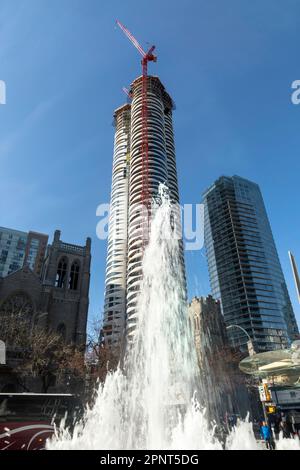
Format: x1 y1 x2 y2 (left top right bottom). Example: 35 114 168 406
116 20 157 247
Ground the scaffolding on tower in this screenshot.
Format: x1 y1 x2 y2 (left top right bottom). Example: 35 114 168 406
116 20 157 247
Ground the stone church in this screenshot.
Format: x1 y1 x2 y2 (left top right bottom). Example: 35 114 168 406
0 230 91 391
189 296 261 423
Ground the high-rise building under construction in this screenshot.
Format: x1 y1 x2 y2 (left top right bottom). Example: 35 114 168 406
102 75 182 347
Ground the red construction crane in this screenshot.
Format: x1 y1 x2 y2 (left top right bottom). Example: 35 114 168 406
116 20 157 247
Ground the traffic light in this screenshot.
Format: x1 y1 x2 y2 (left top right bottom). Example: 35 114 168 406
265 405 276 414
263 383 272 402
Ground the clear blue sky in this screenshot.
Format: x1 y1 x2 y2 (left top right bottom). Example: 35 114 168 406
1 0 300 329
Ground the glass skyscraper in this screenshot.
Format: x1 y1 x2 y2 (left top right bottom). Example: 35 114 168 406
203 175 298 352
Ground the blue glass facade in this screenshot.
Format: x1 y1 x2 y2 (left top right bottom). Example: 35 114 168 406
203 176 298 352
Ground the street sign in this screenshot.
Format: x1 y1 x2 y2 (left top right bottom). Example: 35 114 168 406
259 384 271 402
0 340 5 365
259 385 266 401
270 387 300 406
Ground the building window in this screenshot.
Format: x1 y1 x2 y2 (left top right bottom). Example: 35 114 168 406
0 292 34 317
69 261 80 290
55 258 68 288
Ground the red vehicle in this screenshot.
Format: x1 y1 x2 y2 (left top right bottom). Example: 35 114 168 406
0 393 83 450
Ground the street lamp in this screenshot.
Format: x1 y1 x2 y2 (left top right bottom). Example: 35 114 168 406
226 324 256 356
228 326 270 422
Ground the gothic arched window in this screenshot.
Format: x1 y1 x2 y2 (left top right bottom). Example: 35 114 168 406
57 323 66 341
0 292 34 319
55 258 68 288
69 261 80 290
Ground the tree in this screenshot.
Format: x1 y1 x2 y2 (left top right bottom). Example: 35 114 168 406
18 327 86 393
0 298 86 393
84 320 120 401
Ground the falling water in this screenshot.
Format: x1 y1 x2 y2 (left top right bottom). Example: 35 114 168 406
48 185 300 450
